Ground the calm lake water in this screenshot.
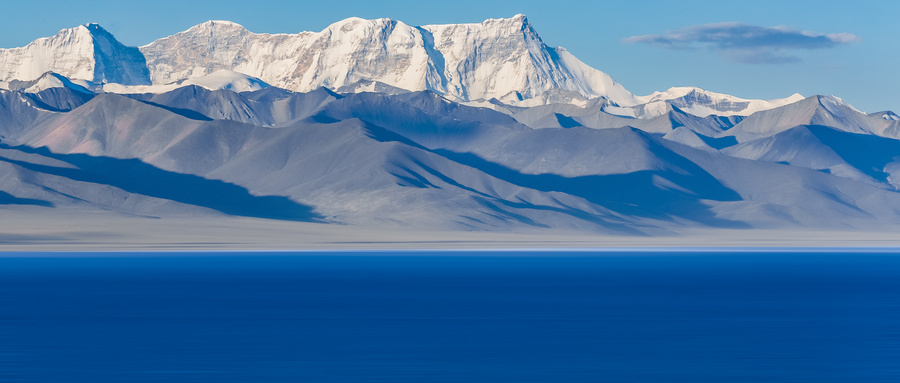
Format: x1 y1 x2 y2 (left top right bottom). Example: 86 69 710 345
2 250 899 382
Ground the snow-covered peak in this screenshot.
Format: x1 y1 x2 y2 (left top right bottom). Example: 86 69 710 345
202 20 244 28
880 111 899 121
155 19 254 42
21 72 92 94
638 87 707 101
633 87 805 117
181 20 250 35
479 14 530 28
324 16 387 30
182 70 269 92
321 17 417 44
0 25 97 82
0 23 150 85
134 15 639 105
81 23 108 33
101 70 269 94
818 95 864 115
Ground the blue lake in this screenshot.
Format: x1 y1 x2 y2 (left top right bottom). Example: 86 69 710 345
2 250 899 382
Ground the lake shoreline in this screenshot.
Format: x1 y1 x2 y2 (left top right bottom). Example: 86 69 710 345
3 207 900 251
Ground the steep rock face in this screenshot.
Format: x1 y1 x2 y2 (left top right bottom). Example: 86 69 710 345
0 24 150 85
418 15 635 104
138 16 636 105
139 19 450 97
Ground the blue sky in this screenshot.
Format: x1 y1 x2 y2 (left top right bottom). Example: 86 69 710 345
3 0 897 112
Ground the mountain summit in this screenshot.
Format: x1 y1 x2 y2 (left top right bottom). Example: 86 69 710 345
0 23 150 85
138 15 635 105
0 16 806 115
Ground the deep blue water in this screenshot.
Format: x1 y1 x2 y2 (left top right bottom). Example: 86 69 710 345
2 250 899 382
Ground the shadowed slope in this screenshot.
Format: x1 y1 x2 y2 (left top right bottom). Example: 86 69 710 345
0 143 321 221
360 122 745 227
0 190 52 207
724 125 900 187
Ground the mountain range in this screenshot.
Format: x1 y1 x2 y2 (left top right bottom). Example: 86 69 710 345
1 16 898 235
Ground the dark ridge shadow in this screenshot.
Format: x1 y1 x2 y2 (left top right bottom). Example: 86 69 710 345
717 115 745 130
134 99 214 121
697 134 738 149
363 124 649 233
474 198 550 228
362 122 743 230
667 105 743 135
242 86 294 101
0 143 321 222
309 112 340 124
25 88 95 112
362 122 429 149
555 113 582 128
0 190 53 207
806 125 900 184
430 147 746 227
408 155 639 233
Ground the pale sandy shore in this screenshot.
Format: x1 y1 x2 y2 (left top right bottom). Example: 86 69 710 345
2 207 900 252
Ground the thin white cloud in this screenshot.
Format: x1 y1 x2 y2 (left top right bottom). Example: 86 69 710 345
624 22 861 64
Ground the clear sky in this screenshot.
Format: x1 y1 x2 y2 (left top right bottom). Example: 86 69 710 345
3 0 897 112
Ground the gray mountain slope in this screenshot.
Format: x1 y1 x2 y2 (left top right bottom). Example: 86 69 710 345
3 82 900 232
131 86 269 126
0 90 68 139
6 94 617 230
202 119 661 232
4 18 900 234
126 85 343 127
502 101 740 137
724 125 900 189
23 87 94 113
659 138 900 228
7 91 751 232
0 144 283 219
723 96 900 143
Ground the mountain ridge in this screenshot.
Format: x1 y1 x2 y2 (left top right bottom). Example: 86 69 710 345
1 17 899 234
0 16 815 117
2 80 899 232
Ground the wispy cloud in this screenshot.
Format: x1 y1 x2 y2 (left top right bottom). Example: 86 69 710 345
623 22 861 64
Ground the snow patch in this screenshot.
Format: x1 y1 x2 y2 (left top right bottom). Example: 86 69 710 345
102 70 269 94
182 70 270 92
634 87 804 117
820 95 863 116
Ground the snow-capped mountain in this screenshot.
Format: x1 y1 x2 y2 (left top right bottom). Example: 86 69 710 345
137 15 636 106
0 16 804 116
0 23 150 85
5 71 93 94
633 87 805 117
101 70 270 94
